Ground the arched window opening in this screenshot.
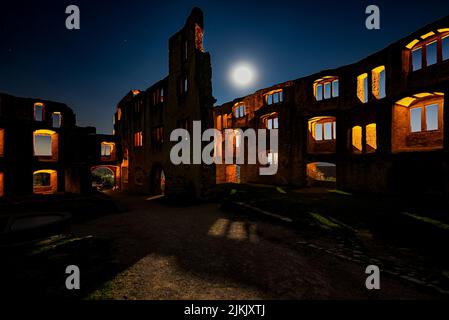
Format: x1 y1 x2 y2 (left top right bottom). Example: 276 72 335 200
392 92 444 153
405 29 449 72
33 170 58 195
307 116 337 154
314 76 339 101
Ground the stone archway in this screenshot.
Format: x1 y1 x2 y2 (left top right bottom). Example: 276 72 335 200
91 165 119 191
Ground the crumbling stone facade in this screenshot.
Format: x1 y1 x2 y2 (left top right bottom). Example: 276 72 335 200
114 8 215 199
213 15 449 195
0 93 117 197
115 10 449 197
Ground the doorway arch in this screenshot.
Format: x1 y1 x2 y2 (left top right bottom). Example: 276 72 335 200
91 165 119 191
149 163 166 196
307 162 337 187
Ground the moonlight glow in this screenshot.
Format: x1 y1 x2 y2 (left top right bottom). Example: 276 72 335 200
230 63 256 88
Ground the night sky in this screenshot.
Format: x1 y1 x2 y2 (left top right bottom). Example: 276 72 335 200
1 0 449 134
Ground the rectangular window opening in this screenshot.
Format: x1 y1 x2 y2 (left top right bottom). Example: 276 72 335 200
426 41 438 66
315 123 323 141
332 80 339 98
412 47 423 71
443 36 449 61
410 107 423 133
426 104 439 131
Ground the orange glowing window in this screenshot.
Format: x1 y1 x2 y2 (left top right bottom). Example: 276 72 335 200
101 142 115 158
366 124 377 153
34 103 45 121
33 170 58 195
117 108 122 121
372 66 386 99
216 115 222 130
352 126 363 154
357 74 368 103
134 132 143 147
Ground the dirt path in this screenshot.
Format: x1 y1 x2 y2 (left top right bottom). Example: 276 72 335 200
73 194 442 300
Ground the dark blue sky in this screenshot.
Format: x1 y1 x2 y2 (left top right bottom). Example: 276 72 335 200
1 0 449 133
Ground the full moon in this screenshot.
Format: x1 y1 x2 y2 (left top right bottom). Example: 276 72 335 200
231 63 255 88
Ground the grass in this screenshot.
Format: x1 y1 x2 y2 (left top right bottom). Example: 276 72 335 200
276 187 287 194
403 212 449 231
28 235 94 256
309 212 341 230
328 189 353 196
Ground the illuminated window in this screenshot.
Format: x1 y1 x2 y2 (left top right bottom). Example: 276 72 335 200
426 104 439 131
234 104 246 118
34 103 44 121
117 108 122 121
332 80 339 98
316 84 323 101
33 170 57 195
407 30 449 71
366 124 377 153
314 77 339 101
134 132 143 147
357 74 368 103
410 107 422 132
52 112 61 128
101 142 115 158
315 123 323 141
443 36 449 61
352 126 363 154
426 41 438 66
34 130 57 160
314 120 336 141
102 144 111 156
324 122 333 140
372 66 386 99
239 105 245 118
266 90 283 105
324 82 331 99
35 135 52 156
393 93 444 152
